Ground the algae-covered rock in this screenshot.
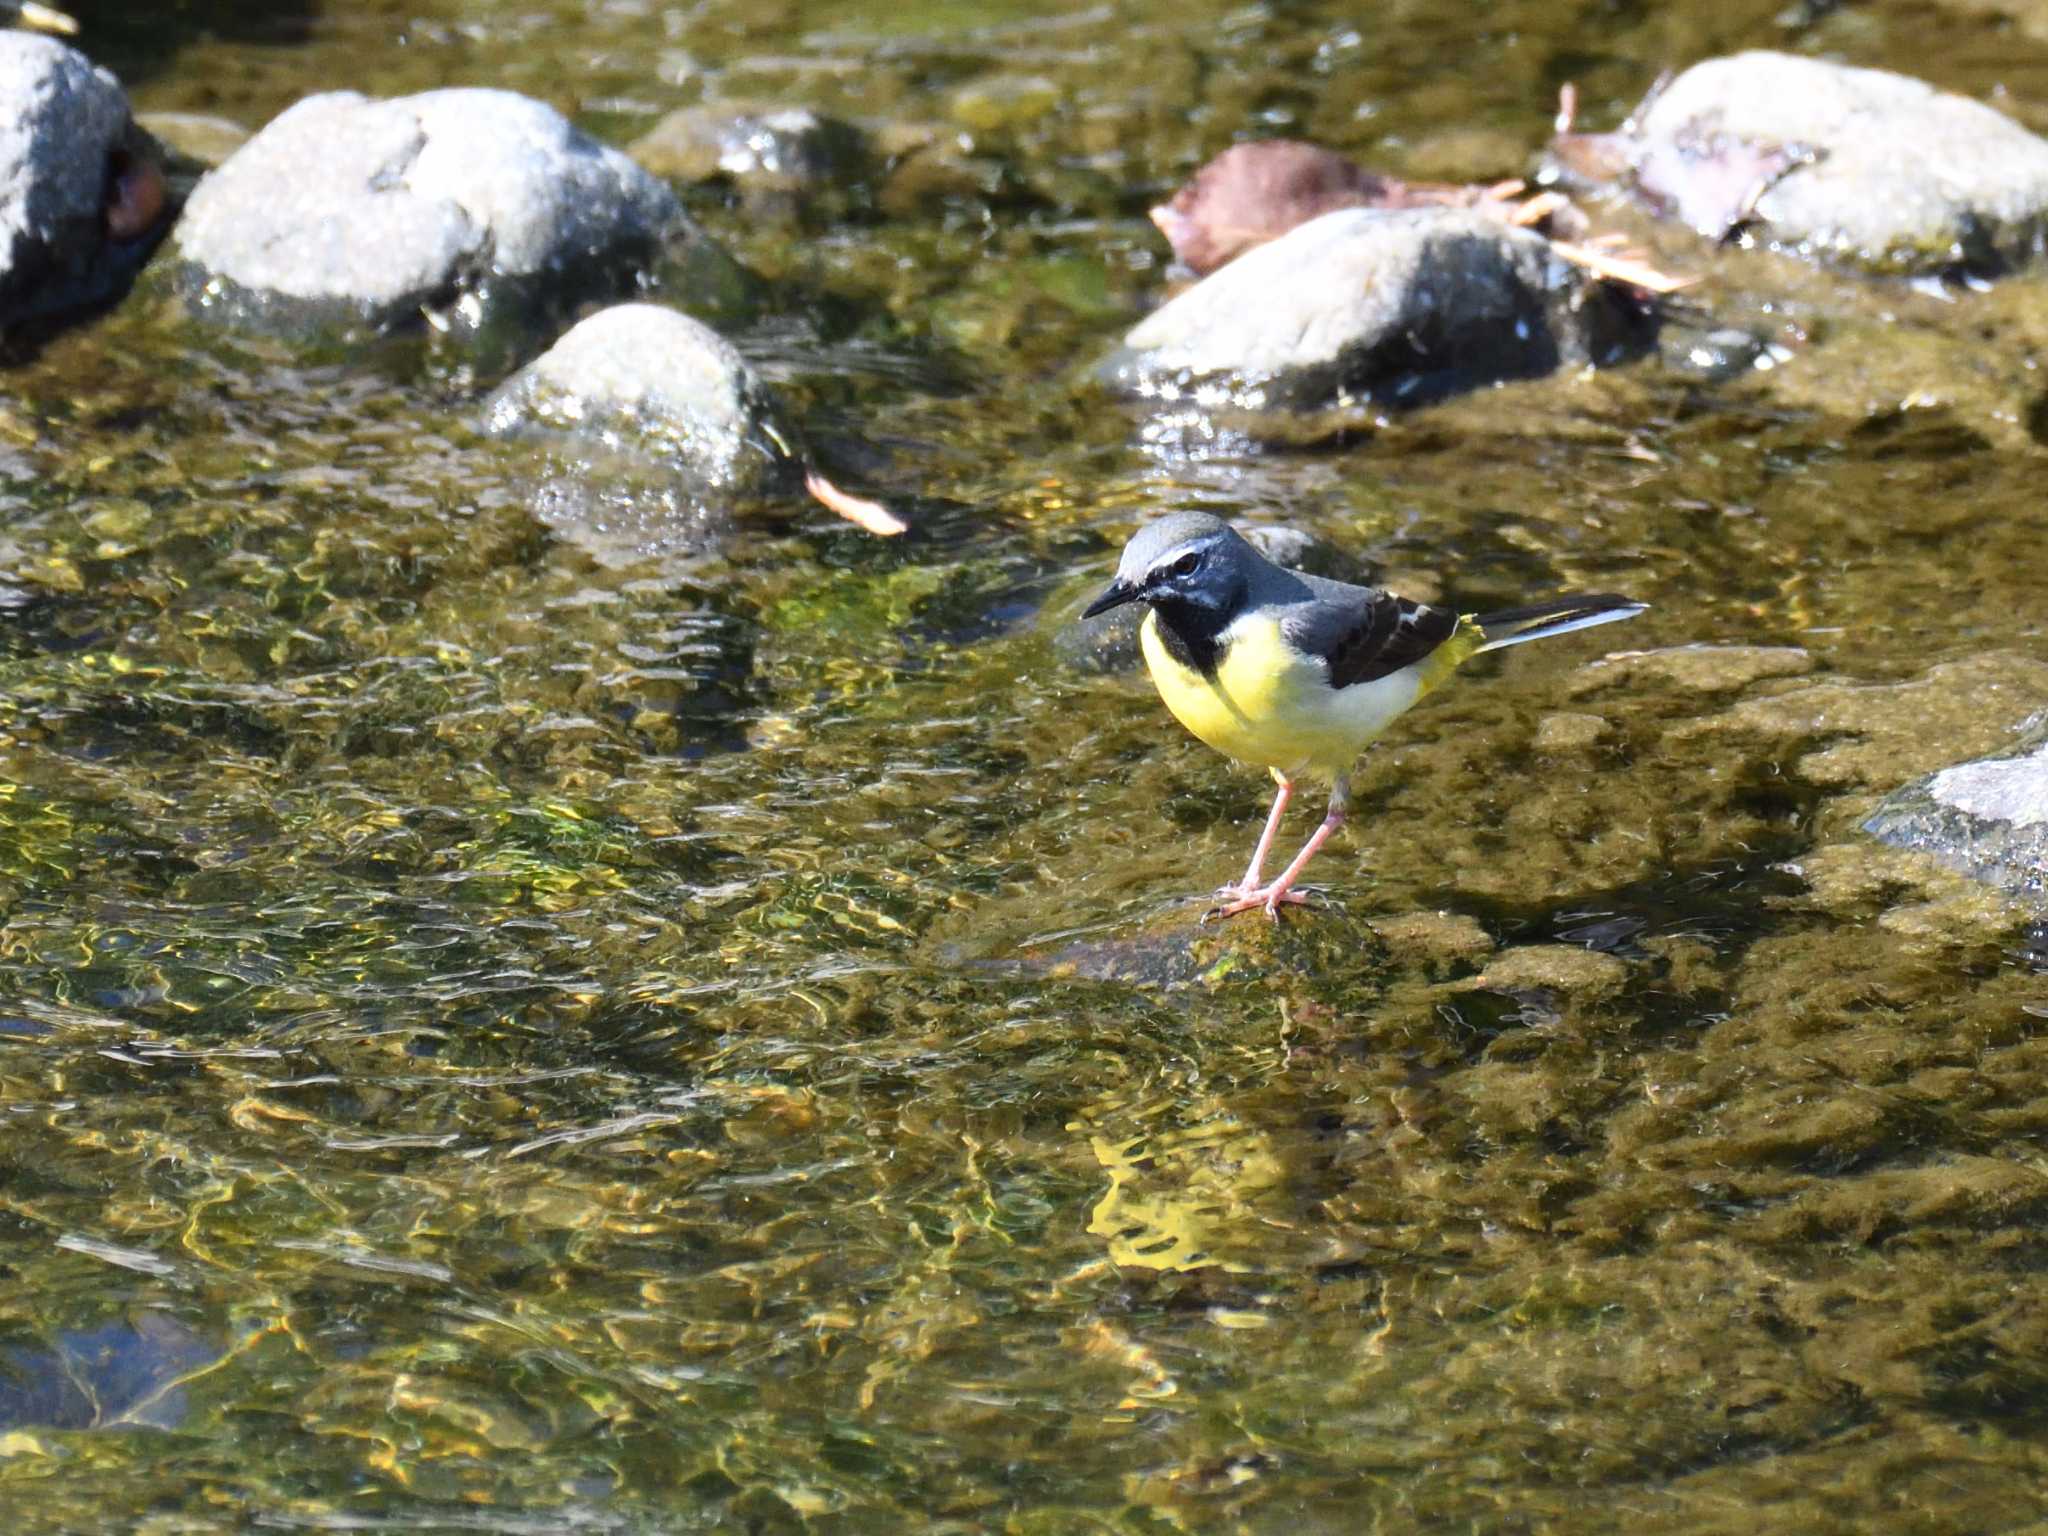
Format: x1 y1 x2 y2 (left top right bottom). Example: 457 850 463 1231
1373 910 1494 978
1100 206 1647 414
1555 51 2048 274
1470 945 1631 1003
173 88 699 348
1568 644 1813 698
1864 718 2048 907
1674 652 2048 793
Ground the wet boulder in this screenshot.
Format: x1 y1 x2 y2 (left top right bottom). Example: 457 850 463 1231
1550 51 2048 274
485 302 799 497
0 33 171 341
172 89 703 348
1100 206 1646 414
1864 721 2048 907
484 303 901 560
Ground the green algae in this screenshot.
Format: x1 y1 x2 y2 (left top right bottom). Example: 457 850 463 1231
1 0 2047 1532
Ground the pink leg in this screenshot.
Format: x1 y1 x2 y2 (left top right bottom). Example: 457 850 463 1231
1207 777 1351 922
1218 771 1291 897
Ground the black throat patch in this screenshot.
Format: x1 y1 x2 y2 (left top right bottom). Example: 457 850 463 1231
1151 598 1228 678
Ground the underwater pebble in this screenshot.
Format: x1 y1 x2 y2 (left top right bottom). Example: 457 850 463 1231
947 75 1063 134
1671 325 1783 382
630 104 869 206
1099 206 1644 413
1533 711 1611 752
0 33 166 338
174 88 692 344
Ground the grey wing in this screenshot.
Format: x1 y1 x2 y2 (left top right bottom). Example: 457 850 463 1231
1281 587 1461 688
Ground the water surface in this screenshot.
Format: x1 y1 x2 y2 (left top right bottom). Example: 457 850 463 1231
3 0 2048 1529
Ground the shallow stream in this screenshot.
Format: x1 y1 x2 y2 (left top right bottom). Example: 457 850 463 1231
4 0 2048 1529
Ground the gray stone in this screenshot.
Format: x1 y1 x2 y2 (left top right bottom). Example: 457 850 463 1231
1865 719 2048 907
1589 52 2048 273
1099 206 1640 412
0 33 165 336
483 303 801 563
485 303 795 490
172 89 698 345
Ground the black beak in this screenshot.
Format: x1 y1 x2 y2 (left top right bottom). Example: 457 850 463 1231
1082 577 1141 619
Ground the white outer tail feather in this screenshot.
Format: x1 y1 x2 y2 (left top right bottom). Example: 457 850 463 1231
1473 602 1649 654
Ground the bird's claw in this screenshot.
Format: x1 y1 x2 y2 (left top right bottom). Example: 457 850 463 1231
1201 885 1318 923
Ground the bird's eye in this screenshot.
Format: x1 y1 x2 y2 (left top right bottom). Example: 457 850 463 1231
1172 551 1202 577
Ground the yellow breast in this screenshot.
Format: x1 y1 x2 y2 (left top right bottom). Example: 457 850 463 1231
1139 608 1472 781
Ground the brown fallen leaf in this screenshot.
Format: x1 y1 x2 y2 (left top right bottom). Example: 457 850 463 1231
804 468 907 536
1546 238 1699 295
1154 135 1695 297
13 2 79 34
1151 139 1592 276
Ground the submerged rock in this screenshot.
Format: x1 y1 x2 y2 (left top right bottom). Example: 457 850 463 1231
1676 653 2048 793
1865 720 2048 907
172 89 700 348
629 104 869 214
1550 51 2048 274
485 303 902 559
1568 644 1814 697
1468 944 1632 1005
134 110 249 169
0 1311 219 1431
1373 909 1494 978
0 33 170 341
1101 206 1648 414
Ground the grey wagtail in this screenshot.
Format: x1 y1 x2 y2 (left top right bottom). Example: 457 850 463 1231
1082 512 1647 920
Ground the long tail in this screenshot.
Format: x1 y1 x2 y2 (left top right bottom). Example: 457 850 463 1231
1472 593 1646 652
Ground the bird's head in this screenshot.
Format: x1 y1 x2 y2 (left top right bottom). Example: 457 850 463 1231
1082 512 1253 623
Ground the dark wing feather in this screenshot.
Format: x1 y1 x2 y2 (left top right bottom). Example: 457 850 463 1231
1282 590 1460 688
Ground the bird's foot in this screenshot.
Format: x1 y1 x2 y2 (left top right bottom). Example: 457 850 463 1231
1201 884 1319 924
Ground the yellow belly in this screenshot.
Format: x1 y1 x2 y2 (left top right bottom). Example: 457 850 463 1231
1139 609 1472 781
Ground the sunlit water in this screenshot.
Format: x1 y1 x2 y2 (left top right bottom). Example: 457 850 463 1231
2 0 2047 1529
